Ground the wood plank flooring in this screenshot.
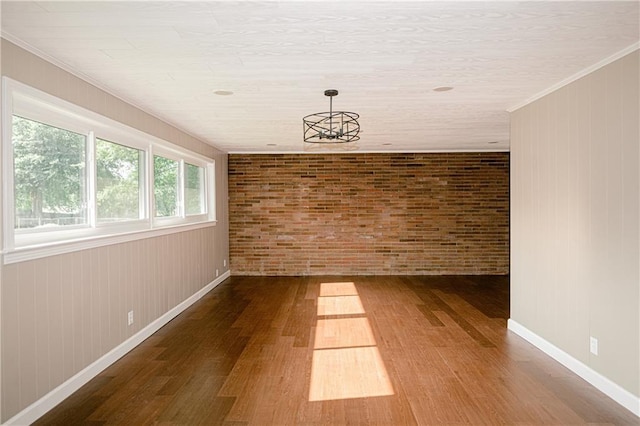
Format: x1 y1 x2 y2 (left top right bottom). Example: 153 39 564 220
35 276 637 425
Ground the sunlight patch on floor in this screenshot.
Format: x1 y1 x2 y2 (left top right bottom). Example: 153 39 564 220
317 295 365 316
309 346 394 401
309 282 394 402
318 281 358 297
314 317 376 349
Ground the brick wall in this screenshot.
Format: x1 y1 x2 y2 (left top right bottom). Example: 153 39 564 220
229 153 509 275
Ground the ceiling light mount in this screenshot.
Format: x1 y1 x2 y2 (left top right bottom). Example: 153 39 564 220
303 89 360 144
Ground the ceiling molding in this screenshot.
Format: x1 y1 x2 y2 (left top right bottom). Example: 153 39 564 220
507 42 640 112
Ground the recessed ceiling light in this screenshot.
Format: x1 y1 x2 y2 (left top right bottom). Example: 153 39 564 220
214 90 234 96
433 86 454 92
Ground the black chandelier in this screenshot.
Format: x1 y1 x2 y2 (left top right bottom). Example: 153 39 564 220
303 90 360 144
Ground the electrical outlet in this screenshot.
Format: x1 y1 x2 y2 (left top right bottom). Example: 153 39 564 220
128 310 134 326
216 269 219 277
590 336 598 355
224 259 227 267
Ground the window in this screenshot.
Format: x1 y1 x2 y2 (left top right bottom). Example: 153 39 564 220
3 78 216 263
185 163 205 215
12 115 87 230
96 138 144 223
153 155 179 218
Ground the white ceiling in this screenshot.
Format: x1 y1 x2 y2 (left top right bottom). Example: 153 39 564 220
2 1 639 154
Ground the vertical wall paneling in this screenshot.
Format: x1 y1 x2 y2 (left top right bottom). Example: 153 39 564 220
0 266 18 418
46 256 63 392
510 50 639 400
34 260 48 399
0 27 4 422
631 50 640 403
17 262 37 407
0 39 230 422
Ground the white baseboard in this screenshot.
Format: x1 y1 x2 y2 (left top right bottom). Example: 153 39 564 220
3 271 231 426
507 319 640 417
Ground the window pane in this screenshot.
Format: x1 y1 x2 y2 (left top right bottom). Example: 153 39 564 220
12 115 86 229
154 155 179 217
96 138 143 223
185 163 205 215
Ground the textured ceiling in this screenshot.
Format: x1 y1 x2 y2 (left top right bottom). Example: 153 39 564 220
2 1 639 153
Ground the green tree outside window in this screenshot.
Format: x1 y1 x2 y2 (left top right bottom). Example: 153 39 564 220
12 115 86 229
96 138 143 222
154 155 178 217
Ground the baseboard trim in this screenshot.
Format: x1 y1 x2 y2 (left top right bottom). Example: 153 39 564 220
3 271 231 426
507 319 640 417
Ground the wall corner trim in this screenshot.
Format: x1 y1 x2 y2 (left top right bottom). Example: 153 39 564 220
507 319 640 418
1 271 232 426
507 42 640 112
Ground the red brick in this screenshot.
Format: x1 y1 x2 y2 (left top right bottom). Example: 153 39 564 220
229 153 509 275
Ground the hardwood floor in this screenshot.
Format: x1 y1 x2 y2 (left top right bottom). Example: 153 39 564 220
35 276 637 425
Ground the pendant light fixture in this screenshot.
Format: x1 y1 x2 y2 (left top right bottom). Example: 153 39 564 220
303 90 360 144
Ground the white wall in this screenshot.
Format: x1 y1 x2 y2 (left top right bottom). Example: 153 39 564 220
510 50 639 402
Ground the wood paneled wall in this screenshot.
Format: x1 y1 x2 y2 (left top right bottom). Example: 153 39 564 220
510 50 639 398
229 153 509 275
0 39 230 422
2 227 222 419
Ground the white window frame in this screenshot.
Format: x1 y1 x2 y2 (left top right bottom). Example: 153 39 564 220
2 77 216 264
183 161 208 218
152 149 184 226
94 136 148 226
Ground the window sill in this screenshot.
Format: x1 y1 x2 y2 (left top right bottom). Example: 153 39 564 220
3 220 217 265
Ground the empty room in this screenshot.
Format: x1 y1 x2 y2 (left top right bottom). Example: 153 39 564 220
0 1 639 425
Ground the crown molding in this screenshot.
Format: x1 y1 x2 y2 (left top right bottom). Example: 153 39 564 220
508 42 640 112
